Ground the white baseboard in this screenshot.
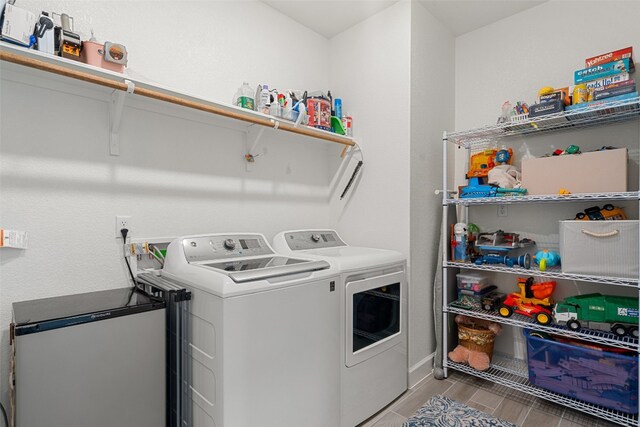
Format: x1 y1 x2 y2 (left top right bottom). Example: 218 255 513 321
408 352 434 388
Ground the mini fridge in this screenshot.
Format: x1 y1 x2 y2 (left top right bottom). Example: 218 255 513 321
10 282 191 427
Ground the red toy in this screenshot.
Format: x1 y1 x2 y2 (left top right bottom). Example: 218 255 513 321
498 277 556 325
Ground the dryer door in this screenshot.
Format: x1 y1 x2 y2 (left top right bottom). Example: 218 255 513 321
345 271 404 367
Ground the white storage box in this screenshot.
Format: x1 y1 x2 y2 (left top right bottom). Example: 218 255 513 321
560 220 639 278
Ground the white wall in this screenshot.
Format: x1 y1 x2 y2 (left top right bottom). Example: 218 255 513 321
409 1 454 385
456 0 640 130
18 0 331 103
328 1 411 257
0 0 338 406
454 1 640 357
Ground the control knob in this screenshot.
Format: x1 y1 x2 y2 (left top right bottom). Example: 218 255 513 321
311 234 321 242
223 239 236 250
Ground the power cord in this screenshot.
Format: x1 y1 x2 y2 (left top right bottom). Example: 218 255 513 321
1 401 8 427
120 228 139 307
120 228 137 287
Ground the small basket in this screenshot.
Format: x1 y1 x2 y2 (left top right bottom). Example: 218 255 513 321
457 322 496 361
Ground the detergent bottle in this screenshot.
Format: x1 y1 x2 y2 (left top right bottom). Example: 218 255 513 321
257 84 271 114
233 82 255 110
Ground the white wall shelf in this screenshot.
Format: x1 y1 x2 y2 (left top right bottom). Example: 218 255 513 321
0 42 355 151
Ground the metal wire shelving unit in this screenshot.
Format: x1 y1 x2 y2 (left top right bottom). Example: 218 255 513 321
448 357 638 427
447 95 640 149
446 304 638 350
445 261 639 288
439 95 640 426
445 191 640 206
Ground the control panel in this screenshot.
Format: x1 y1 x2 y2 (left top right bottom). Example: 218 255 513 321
181 234 273 263
284 230 346 250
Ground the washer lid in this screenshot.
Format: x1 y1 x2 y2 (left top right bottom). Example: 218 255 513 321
273 231 405 272
299 246 405 272
199 255 330 283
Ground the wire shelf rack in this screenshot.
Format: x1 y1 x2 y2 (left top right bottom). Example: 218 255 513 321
445 191 640 205
447 358 638 427
446 95 640 148
445 261 639 288
446 305 639 351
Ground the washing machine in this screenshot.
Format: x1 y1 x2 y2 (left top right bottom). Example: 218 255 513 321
162 233 340 427
273 229 407 427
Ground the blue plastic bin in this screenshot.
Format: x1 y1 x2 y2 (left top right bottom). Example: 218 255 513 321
524 329 638 414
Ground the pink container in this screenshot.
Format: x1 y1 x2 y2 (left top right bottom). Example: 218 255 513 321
81 40 125 73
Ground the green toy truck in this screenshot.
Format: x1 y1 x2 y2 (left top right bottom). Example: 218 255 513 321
552 293 639 338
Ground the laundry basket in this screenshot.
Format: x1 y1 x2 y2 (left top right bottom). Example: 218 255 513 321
457 322 497 362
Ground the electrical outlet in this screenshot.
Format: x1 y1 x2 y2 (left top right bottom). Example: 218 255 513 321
497 205 508 217
116 215 132 238
123 242 149 257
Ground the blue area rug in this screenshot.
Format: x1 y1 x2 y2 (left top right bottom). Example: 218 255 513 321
403 395 517 427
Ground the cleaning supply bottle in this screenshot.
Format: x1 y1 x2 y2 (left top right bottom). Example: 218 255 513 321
283 93 293 120
334 98 342 119
233 82 255 110
258 84 271 114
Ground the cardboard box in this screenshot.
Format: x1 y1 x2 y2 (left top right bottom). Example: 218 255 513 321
521 148 627 195
584 72 630 90
586 46 635 71
528 100 564 117
0 4 36 46
574 58 632 84
593 81 636 100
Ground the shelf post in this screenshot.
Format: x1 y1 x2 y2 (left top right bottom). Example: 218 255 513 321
109 80 135 156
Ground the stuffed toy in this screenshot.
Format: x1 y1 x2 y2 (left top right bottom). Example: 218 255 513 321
448 315 502 371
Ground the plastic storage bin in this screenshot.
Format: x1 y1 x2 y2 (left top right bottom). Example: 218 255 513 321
560 220 639 278
456 273 489 292
524 330 638 413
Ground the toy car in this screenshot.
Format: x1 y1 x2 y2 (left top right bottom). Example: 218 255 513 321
498 277 556 325
481 291 507 311
575 204 627 220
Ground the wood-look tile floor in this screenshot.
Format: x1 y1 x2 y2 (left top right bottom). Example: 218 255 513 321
357 370 621 427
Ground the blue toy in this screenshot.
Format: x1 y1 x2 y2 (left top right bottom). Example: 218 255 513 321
473 230 534 269
460 177 498 198
475 253 531 269
533 250 561 271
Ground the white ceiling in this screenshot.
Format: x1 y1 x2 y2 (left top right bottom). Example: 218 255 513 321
418 0 548 36
262 1 400 39
261 0 548 39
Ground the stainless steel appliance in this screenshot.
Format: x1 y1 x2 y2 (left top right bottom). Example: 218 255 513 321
10 284 190 427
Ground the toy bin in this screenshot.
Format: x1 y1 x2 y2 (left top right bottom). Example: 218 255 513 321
524 330 638 413
457 322 496 362
456 274 489 292
560 220 639 278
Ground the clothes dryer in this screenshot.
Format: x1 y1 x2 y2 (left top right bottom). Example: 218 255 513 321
162 233 340 427
273 230 407 427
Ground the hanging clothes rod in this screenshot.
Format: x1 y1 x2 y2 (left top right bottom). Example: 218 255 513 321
0 49 355 147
